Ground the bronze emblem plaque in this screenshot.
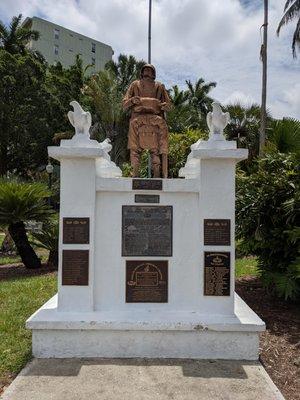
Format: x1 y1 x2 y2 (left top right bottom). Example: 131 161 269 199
204 252 230 296
204 219 231 246
126 260 168 303
132 179 163 190
135 194 160 204
63 217 89 244
122 206 172 256
62 250 89 286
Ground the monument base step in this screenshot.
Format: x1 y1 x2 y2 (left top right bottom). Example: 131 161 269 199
27 294 265 360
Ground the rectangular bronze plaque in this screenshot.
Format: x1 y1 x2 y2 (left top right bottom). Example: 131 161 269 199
204 252 230 296
122 205 172 256
62 250 89 286
135 194 160 204
126 260 168 303
63 217 89 244
132 179 162 190
204 219 231 246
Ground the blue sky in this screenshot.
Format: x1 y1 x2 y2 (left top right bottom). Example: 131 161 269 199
1 0 299 119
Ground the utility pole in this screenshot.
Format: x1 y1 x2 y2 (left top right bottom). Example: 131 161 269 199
147 0 152 178
259 0 268 156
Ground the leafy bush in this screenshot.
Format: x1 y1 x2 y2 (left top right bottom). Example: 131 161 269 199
121 129 207 178
236 153 300 300
31 217 59 269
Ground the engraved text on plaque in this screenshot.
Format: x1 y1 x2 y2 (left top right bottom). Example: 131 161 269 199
63 217 90 244
126 260 168 302
204 219 231 246
62 250 89 286
122 206 172 256
204 252 230 296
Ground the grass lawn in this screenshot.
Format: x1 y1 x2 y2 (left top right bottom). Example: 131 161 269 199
0 273 57 389
0 256 258 392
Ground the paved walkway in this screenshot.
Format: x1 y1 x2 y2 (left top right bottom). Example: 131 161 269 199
1 358 284 400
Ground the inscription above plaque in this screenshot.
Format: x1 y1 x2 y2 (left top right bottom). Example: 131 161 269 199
204 252 230 296
204 219 231 246
135 194 160 204
122 205 172 256
126 260 168 303
132 179 162 191
62 250 89 286
63 217 89 244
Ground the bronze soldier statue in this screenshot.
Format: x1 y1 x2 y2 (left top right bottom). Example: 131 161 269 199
122 64 171 178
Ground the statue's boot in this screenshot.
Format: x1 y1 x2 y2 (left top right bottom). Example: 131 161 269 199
151 150 161 178
161 154 168 178
153 165 161 178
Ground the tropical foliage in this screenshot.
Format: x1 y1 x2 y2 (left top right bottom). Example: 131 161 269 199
236 153 300 300
277 0 300 58
0 180 53 269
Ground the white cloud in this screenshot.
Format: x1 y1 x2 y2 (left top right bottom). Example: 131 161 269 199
0 0 299 118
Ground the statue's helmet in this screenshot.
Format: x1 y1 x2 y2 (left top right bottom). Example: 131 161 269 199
140 64 156 79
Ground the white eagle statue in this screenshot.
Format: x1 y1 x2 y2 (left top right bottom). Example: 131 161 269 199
67 100 92 138
206 102 230 141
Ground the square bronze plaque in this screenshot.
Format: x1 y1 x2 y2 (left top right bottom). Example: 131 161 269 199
62 250 89 286
126 260 168 303
135 194 160 204
132 179 162 190
204 252 230 296
63 217 90 244
204 219 231 246
122 205 172 256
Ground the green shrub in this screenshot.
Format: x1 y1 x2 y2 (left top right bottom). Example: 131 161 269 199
236 153 300 300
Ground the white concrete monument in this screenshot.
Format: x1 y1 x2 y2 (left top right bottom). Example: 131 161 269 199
27 101 264 360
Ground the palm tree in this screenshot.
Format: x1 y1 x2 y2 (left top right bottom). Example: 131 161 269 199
169 85 188 107
0 14 39 54
31 219 59 269
277 0 300 58
105 54 145 94
0 180 53 269
267 118 300 154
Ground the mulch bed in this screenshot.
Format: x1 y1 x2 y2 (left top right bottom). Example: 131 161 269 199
0 263 57 280
0 265 299 399
236 276 300 400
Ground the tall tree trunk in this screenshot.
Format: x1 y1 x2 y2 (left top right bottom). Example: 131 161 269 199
8 222 41 269
259 0 268 156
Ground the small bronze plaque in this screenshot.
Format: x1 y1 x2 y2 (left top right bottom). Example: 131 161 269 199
135 194 160 204
126 260 168 303
204 219 231 246
63 218 89 244
204 252 230 296
132 179 162 190
62 250 89 286
122 205 172 256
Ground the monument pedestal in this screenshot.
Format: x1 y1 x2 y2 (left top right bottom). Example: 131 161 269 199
27 140 265 360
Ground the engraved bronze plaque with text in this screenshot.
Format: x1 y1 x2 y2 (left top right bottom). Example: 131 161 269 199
135 194 160 204
126 260 168 303
204 252 230 296
63 218 89 244
62 250 89 285
204 219 231 246
122 205 172 256
132 179 162 190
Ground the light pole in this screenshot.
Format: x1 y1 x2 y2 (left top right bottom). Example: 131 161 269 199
259 0 268 156
147 0 152 178
46 159 54 206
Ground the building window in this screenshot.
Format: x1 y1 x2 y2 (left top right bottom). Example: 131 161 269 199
54 28 59 40
91 57 96 66
54 44 59 55
91 43 96 53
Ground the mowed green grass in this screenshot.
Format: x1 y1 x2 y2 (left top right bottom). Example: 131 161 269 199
0 273 57 386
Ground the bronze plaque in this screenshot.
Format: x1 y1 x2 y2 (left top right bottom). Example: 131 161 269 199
63 218 89 244
132 179 162 190
204 219 231 246
122 205 172 256
126 260 168 303
204 252 230 296
62 250 89 286
135 194 160 204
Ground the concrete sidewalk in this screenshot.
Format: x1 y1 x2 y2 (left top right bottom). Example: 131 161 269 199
1 358 284 400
